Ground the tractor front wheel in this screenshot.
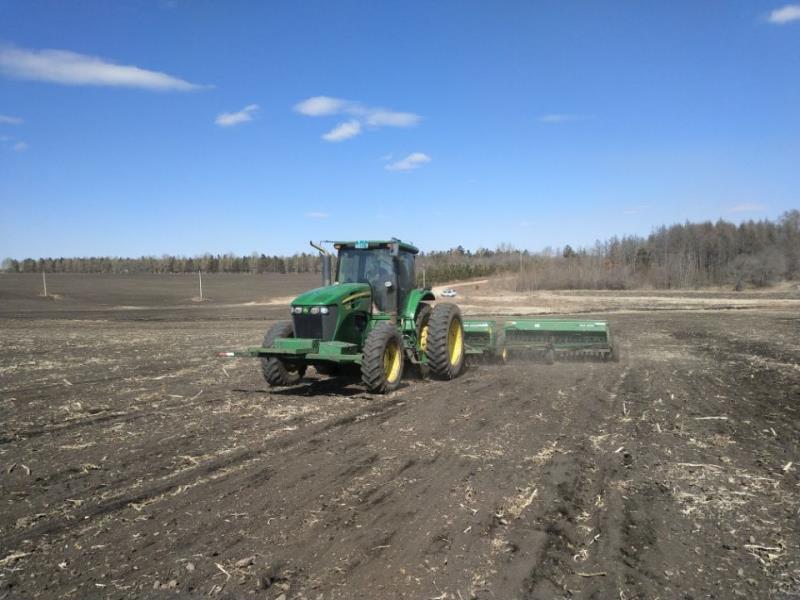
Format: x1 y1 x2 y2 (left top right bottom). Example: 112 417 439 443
261 321 306 386
426 303 466 379
361 323 405 393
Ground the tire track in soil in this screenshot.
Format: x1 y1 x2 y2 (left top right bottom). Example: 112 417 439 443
253 363 631 599
2 368 379 536
0 393 408 551
3 361 628 599
3 310 799 599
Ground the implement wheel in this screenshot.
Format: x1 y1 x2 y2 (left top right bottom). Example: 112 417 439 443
608 331 620 362
261 321 307 386
495 328 509 364
427 303 465 379
361 323 404 393
544 348 556 365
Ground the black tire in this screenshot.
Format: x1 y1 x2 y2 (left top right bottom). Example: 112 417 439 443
426 303 466 379
414 303 433 377
361 323 404 393
415 302 433 352
261 321 306 386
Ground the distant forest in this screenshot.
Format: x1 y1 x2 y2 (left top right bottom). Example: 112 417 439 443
3 211 798 290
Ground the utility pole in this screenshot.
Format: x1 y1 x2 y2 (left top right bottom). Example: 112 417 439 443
42 271 47 297
198 269 203 300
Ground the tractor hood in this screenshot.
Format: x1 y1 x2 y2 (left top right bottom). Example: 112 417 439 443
291 282 371 307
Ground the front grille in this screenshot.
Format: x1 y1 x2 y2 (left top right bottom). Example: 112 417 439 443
292 308 338 340
293 313 323 338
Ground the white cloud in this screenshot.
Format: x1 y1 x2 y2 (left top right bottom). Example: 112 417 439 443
13 141 28 152
304 211 329 219
215 104 259 127
0 45 207 91
385 152 431 172
729 203 767 213
537 113 588 124
0 114 23 125
294 96 349 116
294 96 421 141
364 109 421 127
768 4 800 24
322 120 362 142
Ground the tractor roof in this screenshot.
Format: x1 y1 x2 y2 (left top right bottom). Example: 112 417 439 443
329 240 420 254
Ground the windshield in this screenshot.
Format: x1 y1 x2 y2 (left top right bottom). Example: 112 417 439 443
337 249 393 285
337 248 395 311
337 248 417 312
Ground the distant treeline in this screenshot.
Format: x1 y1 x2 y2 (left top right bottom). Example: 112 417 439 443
4 211 799 290
1 253 322 275
423 211 800 290
422 211 800 290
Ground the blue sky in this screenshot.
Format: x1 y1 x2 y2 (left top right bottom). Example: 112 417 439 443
1 1 799 258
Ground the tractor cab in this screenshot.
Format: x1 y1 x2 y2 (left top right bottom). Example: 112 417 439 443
332 240 417 314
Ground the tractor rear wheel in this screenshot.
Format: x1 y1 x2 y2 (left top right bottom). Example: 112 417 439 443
361 323 404 393
415 302 433 353
426 303 465 379
414 303 433 377
261 321 306 386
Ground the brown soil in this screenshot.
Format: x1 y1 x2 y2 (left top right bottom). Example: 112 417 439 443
1 274 798 599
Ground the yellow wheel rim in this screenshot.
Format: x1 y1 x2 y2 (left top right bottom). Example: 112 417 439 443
420 323 429 352
383 340 402 383
447 318 463 366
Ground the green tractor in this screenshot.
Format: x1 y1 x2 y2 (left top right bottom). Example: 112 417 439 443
221 239 465 393
219 239 619 393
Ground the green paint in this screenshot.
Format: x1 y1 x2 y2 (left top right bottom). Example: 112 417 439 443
291 282 370 306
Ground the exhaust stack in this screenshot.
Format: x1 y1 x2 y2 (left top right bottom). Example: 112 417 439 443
309 241 332 286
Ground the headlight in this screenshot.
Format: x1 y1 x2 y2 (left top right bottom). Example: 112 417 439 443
320 306 330 315
292 306 302 314
310 306 320 315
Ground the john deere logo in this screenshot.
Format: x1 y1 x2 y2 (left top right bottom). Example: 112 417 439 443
302 307 309 314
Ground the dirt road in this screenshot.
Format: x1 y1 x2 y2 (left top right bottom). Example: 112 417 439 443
1 276 799 598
